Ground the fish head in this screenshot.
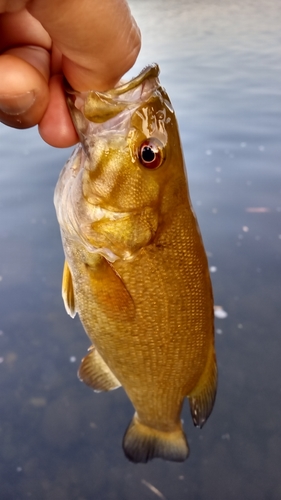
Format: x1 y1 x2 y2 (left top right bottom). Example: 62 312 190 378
55 65 186 261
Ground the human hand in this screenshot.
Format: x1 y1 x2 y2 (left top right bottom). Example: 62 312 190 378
0 0 141 147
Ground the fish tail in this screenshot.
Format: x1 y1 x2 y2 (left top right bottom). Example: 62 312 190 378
122 413 189 463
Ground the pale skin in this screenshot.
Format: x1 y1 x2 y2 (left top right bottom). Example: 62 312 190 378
0 0 141 146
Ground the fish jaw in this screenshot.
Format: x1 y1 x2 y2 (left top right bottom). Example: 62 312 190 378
65 64 161 134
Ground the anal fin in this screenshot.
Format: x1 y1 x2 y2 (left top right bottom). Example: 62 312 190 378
188 347 217 428
78 347 121 392
62 260 76 318
123 413 189 463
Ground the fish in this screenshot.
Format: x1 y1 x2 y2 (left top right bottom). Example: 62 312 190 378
54 64 217 463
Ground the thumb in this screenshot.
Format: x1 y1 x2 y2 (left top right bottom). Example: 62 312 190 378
28 0 141 92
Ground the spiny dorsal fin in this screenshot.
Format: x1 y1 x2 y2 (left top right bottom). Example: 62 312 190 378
188 348 217 428
78 347 121 392
62 260 76 318
123 413 189 463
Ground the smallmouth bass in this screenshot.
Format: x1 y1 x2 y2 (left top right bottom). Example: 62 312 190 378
54 64 217 463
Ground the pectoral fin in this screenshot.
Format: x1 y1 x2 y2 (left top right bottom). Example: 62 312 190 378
84 256 135 321
78 347 121 392
62 260 76 318
188 348 217 428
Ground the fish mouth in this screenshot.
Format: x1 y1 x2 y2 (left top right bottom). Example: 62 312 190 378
64 64 161 140
65 64 160 121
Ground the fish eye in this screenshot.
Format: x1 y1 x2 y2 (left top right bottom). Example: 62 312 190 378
138 138 164 170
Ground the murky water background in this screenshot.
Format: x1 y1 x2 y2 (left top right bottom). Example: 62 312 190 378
0 0 281 498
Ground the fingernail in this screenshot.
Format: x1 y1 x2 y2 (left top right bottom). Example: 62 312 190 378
0 90 36 116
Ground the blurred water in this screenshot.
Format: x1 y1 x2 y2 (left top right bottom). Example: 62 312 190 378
0 1 281 499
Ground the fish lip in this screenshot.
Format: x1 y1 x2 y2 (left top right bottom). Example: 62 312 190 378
64 63 160 101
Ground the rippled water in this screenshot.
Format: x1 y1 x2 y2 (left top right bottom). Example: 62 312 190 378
0 1 281 499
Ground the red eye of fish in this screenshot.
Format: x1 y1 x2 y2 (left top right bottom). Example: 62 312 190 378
138 139 164 169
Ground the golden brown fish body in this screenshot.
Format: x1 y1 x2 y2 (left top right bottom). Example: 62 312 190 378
54 64 217 463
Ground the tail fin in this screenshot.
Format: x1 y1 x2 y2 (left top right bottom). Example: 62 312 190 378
122 413 189 463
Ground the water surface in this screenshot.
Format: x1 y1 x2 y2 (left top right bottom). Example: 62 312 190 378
0 1 281 499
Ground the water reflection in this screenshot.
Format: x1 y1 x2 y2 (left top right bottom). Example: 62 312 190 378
0 0 281 498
